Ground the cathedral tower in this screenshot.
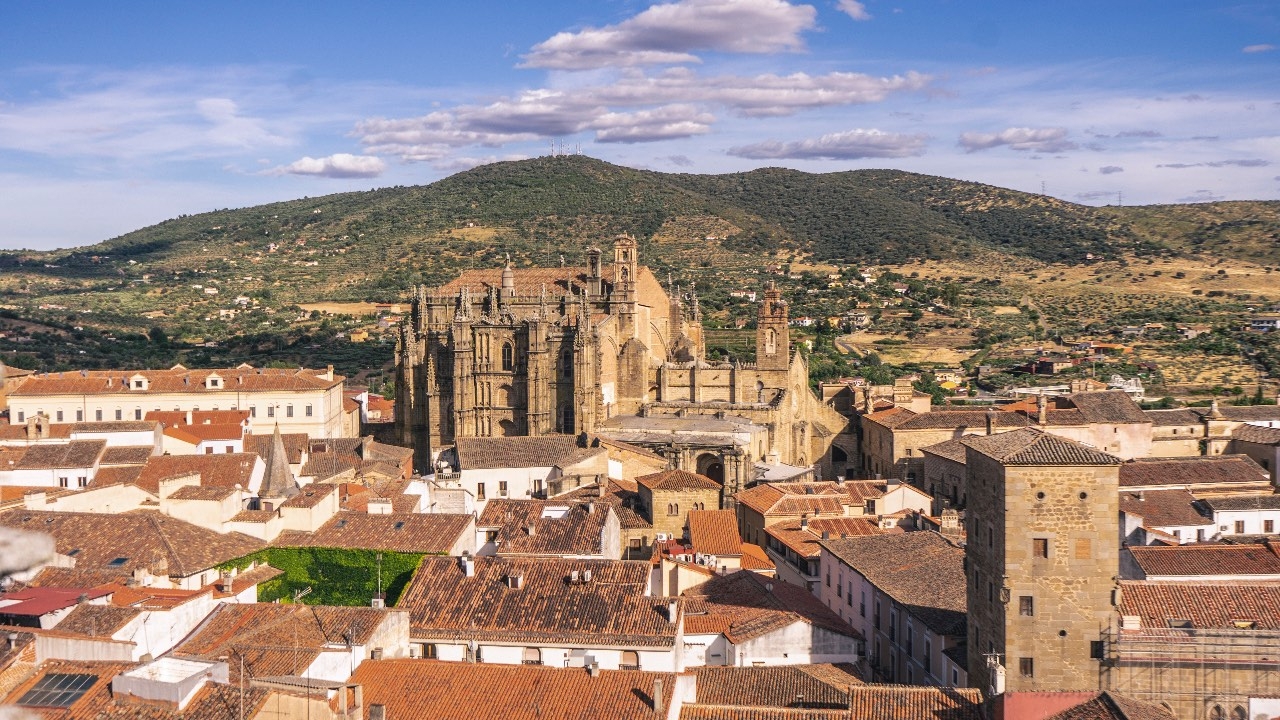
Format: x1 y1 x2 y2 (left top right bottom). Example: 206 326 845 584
755 281 789 371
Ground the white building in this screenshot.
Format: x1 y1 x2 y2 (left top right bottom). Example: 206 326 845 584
8 364 352 439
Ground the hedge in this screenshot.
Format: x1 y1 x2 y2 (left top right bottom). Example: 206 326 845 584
220 547 428 607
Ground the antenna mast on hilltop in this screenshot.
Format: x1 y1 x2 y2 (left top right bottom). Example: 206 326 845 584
1041 181 1046 195
1117 190 1123 206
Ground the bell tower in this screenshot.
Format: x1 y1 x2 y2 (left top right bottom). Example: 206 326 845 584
755 281 789 371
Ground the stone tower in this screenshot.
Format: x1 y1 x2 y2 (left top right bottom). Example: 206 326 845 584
755 281 789 371
961 428 1121 695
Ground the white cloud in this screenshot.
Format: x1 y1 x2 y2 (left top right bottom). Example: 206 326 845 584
591 105 715 143
959 127 1077 153
836 0 872 21
522 0 818 70
729 128 927 159
1243 44 1276 53
268 153 386 178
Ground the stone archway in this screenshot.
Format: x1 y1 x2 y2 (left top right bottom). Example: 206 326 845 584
696 453 724 484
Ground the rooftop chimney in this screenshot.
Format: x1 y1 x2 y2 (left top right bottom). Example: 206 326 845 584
667 600 679 623
369 704 386 720
459 554 475 577
653 678 665 716
1036 394 1047 425
985 407 997 435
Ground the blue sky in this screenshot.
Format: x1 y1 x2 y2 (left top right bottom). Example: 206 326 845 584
1 0 1277 249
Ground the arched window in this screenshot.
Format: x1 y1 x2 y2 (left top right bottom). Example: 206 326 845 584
522 647 542 665
501 343 514 371
1209 705 1224 720
620 266 630 281
667 503 679 516
620 650 639 669
560 349 574 377
1230 706 1246 720
765 329 777 355
559 405 574 433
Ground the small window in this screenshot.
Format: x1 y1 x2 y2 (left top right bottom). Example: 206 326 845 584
499 481 508 496
134 408 142 420
16 411 24 422
305 404 313 417
77 477 87 488
1033 538 1049 558
76 409 83 422
1235 521 1246 534
1019 657 1034 677
286 405 294 418
115 409 122 421
226 445 234 453
1090 640 1105 659
58 477 69 488
250 406 257 418
522 647 543 665
205 447 214 455
134 379 144 388
423 643 438 659
1019 596 1034 616
95 409 102 422
267 406 275 418
620 650 639 669
1266 520 1275 534
476 483 486 501
56 410 63 422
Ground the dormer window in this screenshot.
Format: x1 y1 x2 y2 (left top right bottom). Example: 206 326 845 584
205 374 223 389
130 374 149 391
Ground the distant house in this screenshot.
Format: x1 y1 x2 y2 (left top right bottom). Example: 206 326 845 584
1251 315 1280 332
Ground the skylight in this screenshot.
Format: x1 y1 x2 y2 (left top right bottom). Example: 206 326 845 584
107 557 129 567
17 673 97 708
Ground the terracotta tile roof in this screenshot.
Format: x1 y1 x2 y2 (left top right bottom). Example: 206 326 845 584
1119 489 1212 528
1067 391 1151 424
25 567 137 589
1203 493 1280 511
1144 409 1203 427
767 517 885 559
688 510 743 556
558 481 652 530
739 543 775 572
350 658 677 720
244 432 309 464
1119 455 1270 488
961 428 1122 466
163 423 244 442
230 509 275 523
1119 581 1280 630
846 685 984 720
1043 692 1176 720
479 499 613 556
638 469 722 491
299 451 359 481
919 438 968 464
895 410 1031 431
690 664 863 708
174 602 394 683
682 570 859 643
13 440 105 469
820 532 967 636
0 509 264 579
1126 541 1280 578
1234 424 1280 445
99 445 154 465
863 407 917 429
396 556 676 647
0 446 28 473
11 366 342 397
735 482 853 517
453 434 597 470
52 604 142 637
146 409 250 427
167 484 240 501
87 465 143 487
216 562 283 598
277 511 471 553
839 480 888 506
133 453 261 494
680 706 850 719
279 482 336 508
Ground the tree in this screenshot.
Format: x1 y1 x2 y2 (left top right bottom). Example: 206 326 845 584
148 326 168 345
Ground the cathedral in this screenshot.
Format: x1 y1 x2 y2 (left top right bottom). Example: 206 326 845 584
395 236 851 496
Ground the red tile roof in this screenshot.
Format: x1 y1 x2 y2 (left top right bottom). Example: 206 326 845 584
1118 489 1212 528
682 570 859 644
11 366 342 397
1119 455 1270 489
396 556 676 647
276 512 471 554
350 658 677 720
1126 541 1280 578
689 664 862 708
636 468 723 491
1119 581 1280 630
767 517 885 559
479 499 614 557
132 453 261 494
688 510 743 556
962 428 1122 466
